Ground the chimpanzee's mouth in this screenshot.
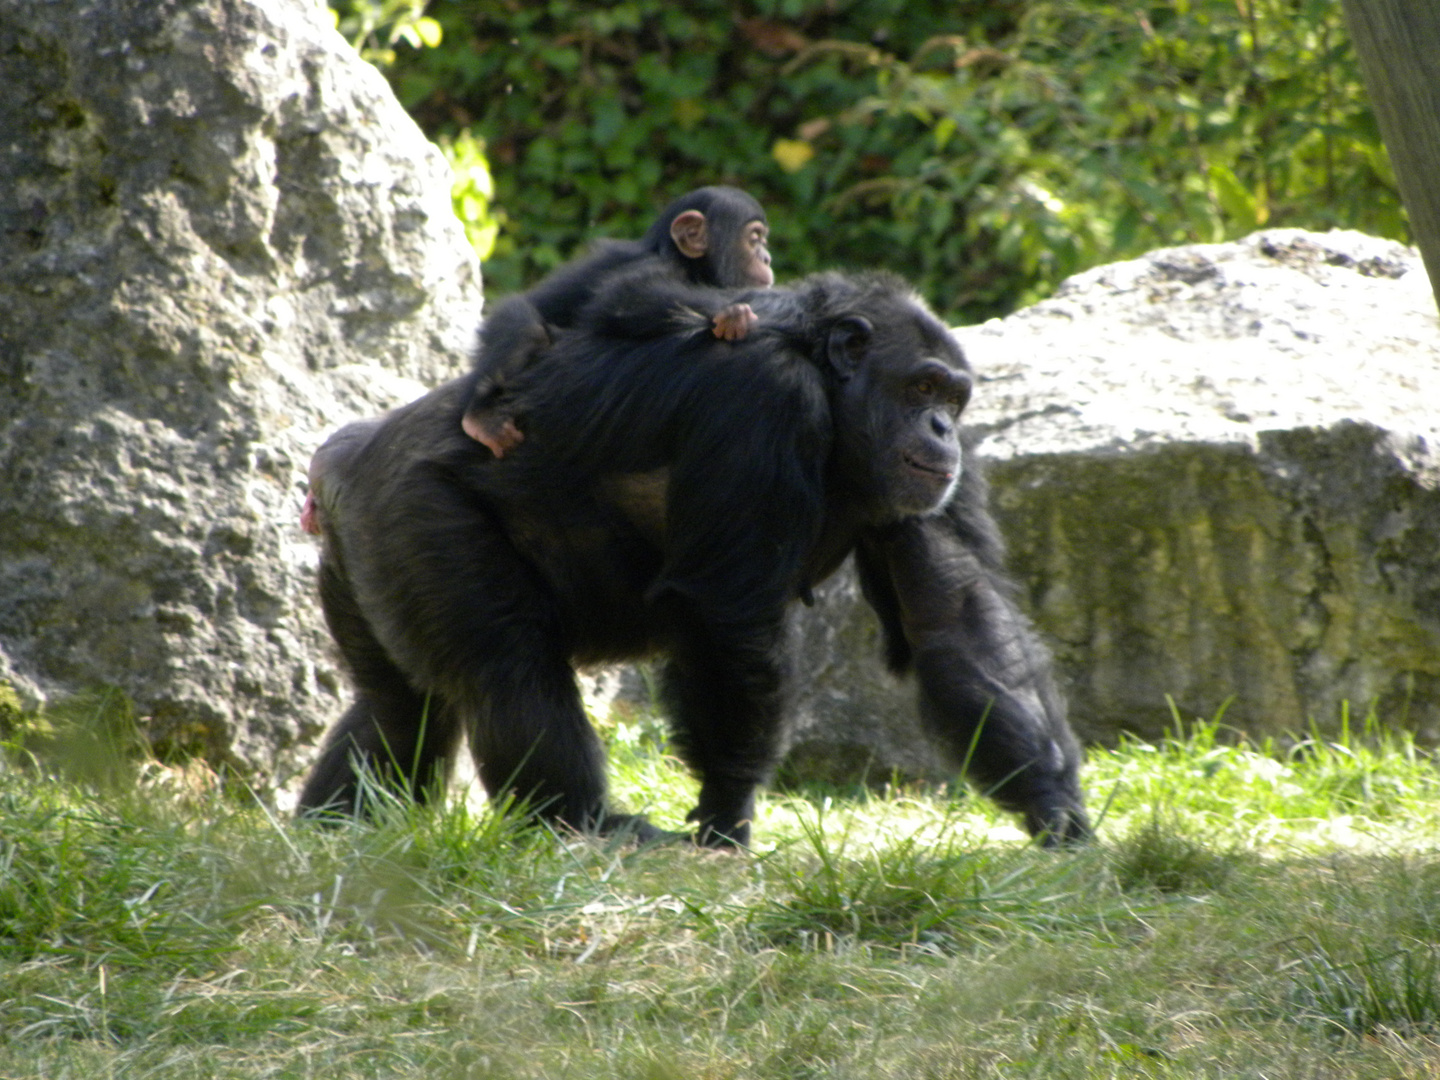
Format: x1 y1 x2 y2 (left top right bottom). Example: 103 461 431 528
904 454 955 480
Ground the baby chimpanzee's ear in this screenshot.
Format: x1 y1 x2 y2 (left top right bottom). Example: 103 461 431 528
669 209 710 260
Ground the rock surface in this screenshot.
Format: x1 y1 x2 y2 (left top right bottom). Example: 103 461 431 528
785 229 1440 779
0 0 479 779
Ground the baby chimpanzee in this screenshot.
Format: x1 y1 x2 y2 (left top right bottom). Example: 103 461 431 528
460 185 774 457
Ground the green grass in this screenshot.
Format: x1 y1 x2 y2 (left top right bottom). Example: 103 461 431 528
3 712 1440 1078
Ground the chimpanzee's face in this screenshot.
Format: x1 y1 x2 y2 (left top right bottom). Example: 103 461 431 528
826 296 971 520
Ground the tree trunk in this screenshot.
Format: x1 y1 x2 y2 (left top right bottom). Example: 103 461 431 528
1341 0 1440 313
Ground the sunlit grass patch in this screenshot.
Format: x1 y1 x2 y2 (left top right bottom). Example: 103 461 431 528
1107 809 1243 896
743 797 1130 954
1083 706 1440 853
3 702 1440 1078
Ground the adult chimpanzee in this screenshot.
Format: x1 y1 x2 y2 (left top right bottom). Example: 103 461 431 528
297 270 1089 847
461 185 773 459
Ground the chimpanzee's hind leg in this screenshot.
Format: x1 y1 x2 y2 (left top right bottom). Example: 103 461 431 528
354 483 668 840
459 633 608 830
297 552 462 817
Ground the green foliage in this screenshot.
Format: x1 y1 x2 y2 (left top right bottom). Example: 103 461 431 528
379 0 1396 322
330 0 442 67
437 129 502 260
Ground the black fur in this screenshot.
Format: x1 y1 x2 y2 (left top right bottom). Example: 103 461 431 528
464 186 770 443
297 271 1089 847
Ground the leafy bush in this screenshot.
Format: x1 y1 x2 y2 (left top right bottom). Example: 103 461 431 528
331 0 441 67
437 128 502 260
363 0 1396 323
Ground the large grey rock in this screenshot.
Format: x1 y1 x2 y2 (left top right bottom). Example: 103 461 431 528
785 230 1440 777
0 0 479 778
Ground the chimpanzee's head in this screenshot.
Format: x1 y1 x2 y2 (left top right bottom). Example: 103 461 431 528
813 273 972 520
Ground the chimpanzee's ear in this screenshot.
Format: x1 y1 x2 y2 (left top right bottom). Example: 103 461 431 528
670 210 709 259
826 315 873 380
